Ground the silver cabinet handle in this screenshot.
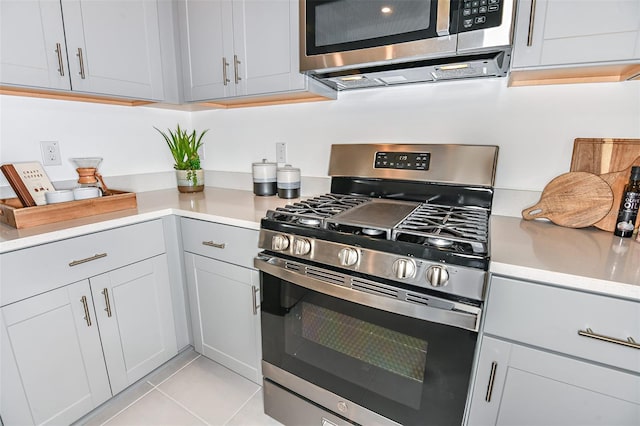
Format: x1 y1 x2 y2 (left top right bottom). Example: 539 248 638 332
80 295 92 327
485 361 498 402
436 0 450 36
578 328 640 350
69 253 107 267
222 57 230 85
202 241 225 249
76 48 86 79
55 43 65 76
526 0 537 46
233 54 241 84
102 288 112 317
251 285 260 315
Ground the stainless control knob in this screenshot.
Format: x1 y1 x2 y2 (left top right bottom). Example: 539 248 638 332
337 401 348 413
271 234 290 251
392 258 416 279
426 265 449 287
293 238 311 255
338 247 359 266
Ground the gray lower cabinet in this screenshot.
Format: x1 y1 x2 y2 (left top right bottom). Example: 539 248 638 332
181 217 262 384
0 220 178 425
1 0 166 100
467 275 640 425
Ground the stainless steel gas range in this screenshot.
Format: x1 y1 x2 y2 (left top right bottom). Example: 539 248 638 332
255 143 498 426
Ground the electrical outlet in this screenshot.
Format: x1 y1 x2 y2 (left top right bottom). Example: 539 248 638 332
276 142 287 163
40 141 61 166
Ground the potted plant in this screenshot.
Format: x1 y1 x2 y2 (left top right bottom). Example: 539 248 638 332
155 124 208 193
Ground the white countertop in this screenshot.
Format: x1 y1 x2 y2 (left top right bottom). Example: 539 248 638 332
490 215 640 301
0 188 297 253
1 187 638 301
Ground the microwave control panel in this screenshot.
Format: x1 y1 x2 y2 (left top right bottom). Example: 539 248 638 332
374 152 431 171
457 0 504 33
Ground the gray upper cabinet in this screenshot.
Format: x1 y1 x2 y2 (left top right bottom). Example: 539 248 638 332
1 0 166 101
178 0 334 103
61 0 165 100
0 0 70 91
512 0 640 69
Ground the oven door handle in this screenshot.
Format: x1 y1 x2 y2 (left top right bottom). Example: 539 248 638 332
255 255 481 332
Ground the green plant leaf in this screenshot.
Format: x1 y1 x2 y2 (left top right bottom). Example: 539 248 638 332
154 124 208 170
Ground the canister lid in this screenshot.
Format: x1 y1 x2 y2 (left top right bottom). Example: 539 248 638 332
252 159 277 180
277 164 301 183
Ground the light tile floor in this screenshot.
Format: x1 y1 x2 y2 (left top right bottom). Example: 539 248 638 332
73 348 283 426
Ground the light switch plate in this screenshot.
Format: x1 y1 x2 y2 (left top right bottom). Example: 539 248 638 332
276 142 287 163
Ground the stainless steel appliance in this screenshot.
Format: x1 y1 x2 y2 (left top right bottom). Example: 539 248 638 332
255 143 498 425
300 0 515 89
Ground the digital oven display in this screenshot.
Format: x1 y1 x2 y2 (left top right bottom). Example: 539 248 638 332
374 152 430 170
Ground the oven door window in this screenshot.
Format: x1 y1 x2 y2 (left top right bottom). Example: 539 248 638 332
306 0 445 55
261 273 478 425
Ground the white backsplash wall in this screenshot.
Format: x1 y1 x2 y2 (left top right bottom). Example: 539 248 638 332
191 78 639 192
0 95 191 186
1 78 639 200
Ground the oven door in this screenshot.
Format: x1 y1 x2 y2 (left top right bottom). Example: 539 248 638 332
256 254 480 426
300 0 458 72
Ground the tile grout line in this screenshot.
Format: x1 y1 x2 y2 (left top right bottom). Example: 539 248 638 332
155 387 212 426
146 353 202 388
222 386 263 426
97 353 203 426
97 387 157 426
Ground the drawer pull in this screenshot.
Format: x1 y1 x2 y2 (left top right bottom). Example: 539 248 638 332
102 288 112 318
69 253 107 267
485 361 498 402
202 241 226 249
578 328 640 350
55 42 65 76
76 47 86 79
251 285 260 315
526 0 537 46
80 296 92 327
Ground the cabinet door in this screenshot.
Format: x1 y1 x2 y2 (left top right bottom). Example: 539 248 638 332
60 0 164 100
233 0 305 97
0 0 71 90
467 336 640 426
512 0 640 68
179 0 235 101
91 255 178 395
0 281 111 426
184 252 261 384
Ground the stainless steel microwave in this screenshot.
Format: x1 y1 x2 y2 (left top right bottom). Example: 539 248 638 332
299 0 516 89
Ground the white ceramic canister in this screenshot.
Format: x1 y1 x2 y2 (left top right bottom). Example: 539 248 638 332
252 159 277 196
277 164 301 199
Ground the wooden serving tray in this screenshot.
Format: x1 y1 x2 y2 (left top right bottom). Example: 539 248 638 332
0 190 137 229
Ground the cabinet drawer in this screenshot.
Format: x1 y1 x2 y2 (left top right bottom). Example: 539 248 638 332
180 218 258 268
0 220 165 306
484 276 640 372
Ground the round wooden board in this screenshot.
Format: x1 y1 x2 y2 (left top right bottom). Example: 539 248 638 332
522 172 614 228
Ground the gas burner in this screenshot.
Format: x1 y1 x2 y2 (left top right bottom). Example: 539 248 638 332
267 194 370 228
362 228 385 236
427 237 454 248
298 217 321 226
393 204 489 255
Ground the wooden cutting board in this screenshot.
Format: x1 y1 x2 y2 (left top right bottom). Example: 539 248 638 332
522 172 613 228
571 138 640 174
594 156 640 232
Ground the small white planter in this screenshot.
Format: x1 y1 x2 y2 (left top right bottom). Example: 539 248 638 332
176 169 204 193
